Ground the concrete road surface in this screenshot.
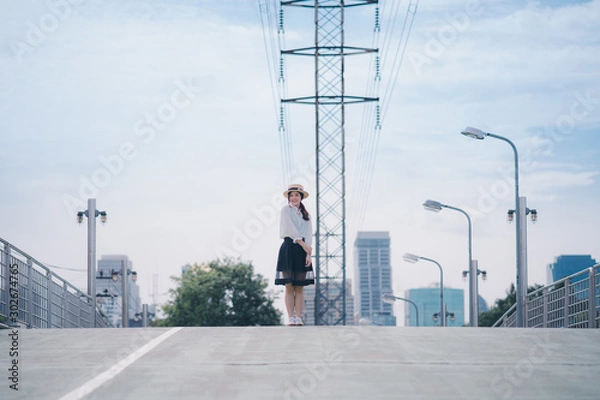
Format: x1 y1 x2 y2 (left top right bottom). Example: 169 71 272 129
1 326 599 400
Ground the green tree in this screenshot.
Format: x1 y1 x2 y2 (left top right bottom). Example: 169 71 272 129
160 259 282 326
478 283 543 327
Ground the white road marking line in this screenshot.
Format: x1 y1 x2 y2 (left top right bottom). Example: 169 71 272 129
58 327 183 400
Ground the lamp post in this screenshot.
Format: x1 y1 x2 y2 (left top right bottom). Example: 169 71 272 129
134 304 155 327
111 261 137 328
462 262 487 325
461 126 536 327
423 199 480 327
77 198 107 328
433 304 455 325
403 253 445 327
381 293 420 327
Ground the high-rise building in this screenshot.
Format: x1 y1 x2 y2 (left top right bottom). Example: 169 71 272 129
96 255 141 327
547 255 597 284
354 231 395 326
302 279 354 325
405 285 464 327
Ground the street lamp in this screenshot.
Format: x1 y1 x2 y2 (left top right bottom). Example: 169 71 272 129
403 253 445 327
433 306 455 324
463 269 487 281
381 293 420 327
110 261 137 328
111 269 137 282
423 199 480 327
134 304 155 327
77 198 107 328
461 126 537 327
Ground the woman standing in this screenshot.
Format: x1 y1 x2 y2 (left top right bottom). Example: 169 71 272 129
275 184 314 326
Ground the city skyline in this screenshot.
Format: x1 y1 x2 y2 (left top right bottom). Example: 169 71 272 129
1 0 599 325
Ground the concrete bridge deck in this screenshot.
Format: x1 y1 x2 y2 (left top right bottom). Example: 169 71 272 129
1 326 599 400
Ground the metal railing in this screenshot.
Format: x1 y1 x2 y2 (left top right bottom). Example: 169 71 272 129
494 264 600 328
0 238 112 328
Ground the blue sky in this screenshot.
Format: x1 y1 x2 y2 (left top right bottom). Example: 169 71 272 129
1 0 599 324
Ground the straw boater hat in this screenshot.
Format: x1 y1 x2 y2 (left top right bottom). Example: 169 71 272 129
283 184 309 199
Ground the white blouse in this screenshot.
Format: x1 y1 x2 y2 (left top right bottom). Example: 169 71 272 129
280 204 313 247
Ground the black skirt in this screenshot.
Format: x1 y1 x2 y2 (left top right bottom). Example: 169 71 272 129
275 237 315 286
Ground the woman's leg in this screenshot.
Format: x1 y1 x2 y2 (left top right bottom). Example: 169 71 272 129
284 284 295 320
294 286 304 320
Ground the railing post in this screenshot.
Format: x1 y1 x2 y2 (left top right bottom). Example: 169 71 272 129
542 287 548 328
1 245 9 317
63 281 68 328
27 258 34 328
142 303 148 328
588 268 596 329
46 270 53 329
563 279 570 328
121 260 128 328
83 294 88 328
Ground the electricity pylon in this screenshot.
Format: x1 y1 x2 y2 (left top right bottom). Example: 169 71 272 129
281 0 378 325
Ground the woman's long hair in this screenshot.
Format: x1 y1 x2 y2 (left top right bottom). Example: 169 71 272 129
289 193 310 221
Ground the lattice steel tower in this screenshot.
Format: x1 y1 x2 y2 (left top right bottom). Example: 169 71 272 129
281 0 378 325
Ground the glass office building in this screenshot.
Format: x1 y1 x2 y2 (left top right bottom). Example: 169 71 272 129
405 286 464 327
354 231 395 326
547 255 597 284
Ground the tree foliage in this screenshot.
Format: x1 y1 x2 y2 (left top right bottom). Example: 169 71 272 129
160 259 282 326
478 283 543 327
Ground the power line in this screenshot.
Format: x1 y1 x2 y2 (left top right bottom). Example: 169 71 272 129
350 0 419 232
42 262 86 272
259 0 294 185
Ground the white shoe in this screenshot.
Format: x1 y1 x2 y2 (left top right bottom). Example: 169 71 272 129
287 317 295 326
294 316 304 326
